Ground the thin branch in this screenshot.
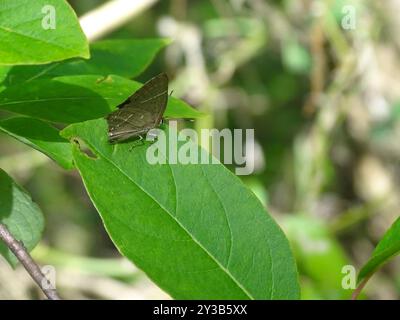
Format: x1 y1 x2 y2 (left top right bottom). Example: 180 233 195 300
0 223 61 300
79 0 159 42
351 274 372 300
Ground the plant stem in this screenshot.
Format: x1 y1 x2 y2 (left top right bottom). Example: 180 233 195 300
351 275 372 300
0 223 61 300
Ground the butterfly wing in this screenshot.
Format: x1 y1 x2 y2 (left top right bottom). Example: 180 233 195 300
129 73 168 124
107 73 169 143
106 108 155 143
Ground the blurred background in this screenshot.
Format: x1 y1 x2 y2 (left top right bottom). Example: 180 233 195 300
1 0 400 299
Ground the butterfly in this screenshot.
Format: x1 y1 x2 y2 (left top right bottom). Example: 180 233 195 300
106 73 169 143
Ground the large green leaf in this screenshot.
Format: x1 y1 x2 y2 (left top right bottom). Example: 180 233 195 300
358 216 400 283
0 0 89 65
0 169 44 266
1 39 170 85
0 75 203 123
0 116 73 169
61 118 300 299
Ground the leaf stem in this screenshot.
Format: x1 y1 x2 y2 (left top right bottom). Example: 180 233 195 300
351 275 372 300
0 223 61 300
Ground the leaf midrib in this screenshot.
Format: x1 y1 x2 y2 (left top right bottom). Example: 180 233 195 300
0 97 115 106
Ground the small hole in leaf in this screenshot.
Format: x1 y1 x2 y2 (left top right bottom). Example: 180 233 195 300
72 137 98 160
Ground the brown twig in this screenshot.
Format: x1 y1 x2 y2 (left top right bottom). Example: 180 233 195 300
0 223 61 300
351 274 372 300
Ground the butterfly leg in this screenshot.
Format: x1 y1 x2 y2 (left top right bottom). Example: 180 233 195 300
137 135 156 146
138 135 145 143
128 136 145 152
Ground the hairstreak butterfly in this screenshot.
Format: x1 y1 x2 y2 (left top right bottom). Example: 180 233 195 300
106 73 168 143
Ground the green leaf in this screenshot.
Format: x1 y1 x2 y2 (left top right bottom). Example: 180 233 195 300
0 75 116 123
0 75 203 123
165 96 205 119
71 39 169 78
2 39 170 85
0 0 89 65
0 169 45 266
61 118 300 299
0 116 73 169
358 216 400 283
